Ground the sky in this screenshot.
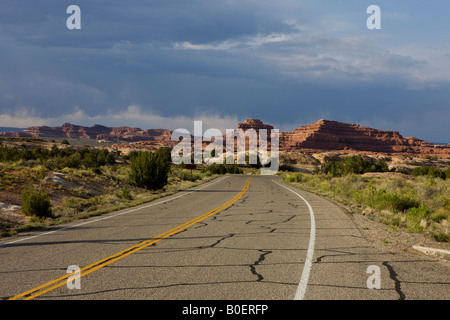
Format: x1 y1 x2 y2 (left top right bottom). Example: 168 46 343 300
0 0 449 142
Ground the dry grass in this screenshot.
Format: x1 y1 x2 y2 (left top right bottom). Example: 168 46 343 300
283 172 449 242
0 161 218 237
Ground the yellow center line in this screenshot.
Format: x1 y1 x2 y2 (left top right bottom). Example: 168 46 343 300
10 177 251 300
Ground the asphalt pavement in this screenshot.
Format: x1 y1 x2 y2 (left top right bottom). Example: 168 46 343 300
1 175 449 300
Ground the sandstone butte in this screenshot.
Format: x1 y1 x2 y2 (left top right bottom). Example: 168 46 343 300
0 119 449 158
0 123 173 143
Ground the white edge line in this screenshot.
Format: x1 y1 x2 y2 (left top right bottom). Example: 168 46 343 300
272 179 316 300
0 176 229 248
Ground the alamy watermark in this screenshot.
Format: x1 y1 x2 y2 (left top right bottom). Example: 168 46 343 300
66 265 81 290
366 265 381 290
66 4 381 31
170 121 279 175
366 5 381 30
66 5 81 30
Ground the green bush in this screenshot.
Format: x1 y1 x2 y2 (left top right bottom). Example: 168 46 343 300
283 172 304 182
128 150 171 190
207 164 243 175
175 170 202 182
321 155 388 177
22 185 52 218
0 143 117 170
411 166 446 179
82 148 115 169
407 205 432 220
433 232 450 242
373 192 420 212
0 144 50 163
54 148 115 170
353 187 420 213
121 186 132 200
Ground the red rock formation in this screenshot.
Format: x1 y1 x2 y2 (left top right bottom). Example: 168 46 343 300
0 119 448 158
237 119 273 132
0 123 172 143
279 119 449 157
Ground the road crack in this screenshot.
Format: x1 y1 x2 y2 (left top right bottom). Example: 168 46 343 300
249 249 272 281
382 261 406 300
199 233 235 249
270 214 296 226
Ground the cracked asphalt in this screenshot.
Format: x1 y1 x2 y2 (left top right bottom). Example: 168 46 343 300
0 175 449 300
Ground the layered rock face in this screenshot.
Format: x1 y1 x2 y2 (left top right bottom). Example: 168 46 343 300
2 123 113 139
0 119 448 157
97 128 173 143
237 119 273 132
280 119 415 152
236 119 449 157
0 123 173 143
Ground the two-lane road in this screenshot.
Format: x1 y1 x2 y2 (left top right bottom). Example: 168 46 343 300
1 175 449 300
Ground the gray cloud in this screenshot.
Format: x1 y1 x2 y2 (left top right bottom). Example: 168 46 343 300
0 1 449 142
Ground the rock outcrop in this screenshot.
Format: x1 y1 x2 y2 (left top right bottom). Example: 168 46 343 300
0 119 448 158
278 119 447 157
0 123 172 143
237 119 273 132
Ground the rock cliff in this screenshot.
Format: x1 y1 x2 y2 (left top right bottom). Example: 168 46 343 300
237 119 274 132
278 119 446 156
0 119 448 158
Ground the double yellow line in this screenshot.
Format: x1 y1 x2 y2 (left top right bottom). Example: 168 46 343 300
10 178 251 300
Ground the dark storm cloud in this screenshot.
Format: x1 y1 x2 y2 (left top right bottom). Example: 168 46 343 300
0 0 449 142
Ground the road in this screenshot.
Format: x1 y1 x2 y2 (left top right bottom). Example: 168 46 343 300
0 175 449 300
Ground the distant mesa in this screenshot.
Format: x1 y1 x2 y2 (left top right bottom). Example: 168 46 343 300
0 123 172 142
233 118 448 157
237 119 274 132
279 119 433 154
0 118 448 158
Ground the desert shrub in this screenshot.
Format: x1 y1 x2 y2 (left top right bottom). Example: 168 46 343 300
373 192 420 212
82 148 115 169
157 147 172 163
31 147 50 162
0 145 50 163
411 166 446 179
62 197 86 213
0 143 117 169
321 155 388 177
54 148 115 170
207 164 243 175
433 232 450 242
50 144 60 157
175 170 203 181
407 205 432 221
283 172 304 183
0 145 21 162
56 152 82 169
282 169 448 240
353 187 420 213
245 154 262 168
226 164 243 174
128 150 170 190
121 186 132 200
279 164 295 171
207 164 226 174
22 185 52 218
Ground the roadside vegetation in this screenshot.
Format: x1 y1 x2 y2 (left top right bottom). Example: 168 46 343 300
5 137 448 243
282 155 450 243
0 138 252 237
